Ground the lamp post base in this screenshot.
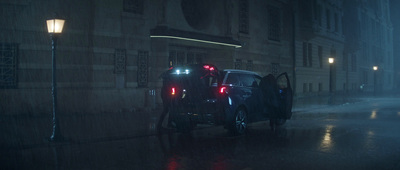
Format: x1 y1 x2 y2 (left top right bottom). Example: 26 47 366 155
49 136 64 142
49 125 64 142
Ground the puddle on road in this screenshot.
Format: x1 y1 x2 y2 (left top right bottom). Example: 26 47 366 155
370 110 377 119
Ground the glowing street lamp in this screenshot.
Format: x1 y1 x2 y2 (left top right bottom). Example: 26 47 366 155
328 58 335 93
373 66 378 96
46 19 65 34
47 18 65 142
328 57 335 64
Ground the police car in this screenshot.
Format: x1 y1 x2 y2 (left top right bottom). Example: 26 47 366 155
162 64 293 135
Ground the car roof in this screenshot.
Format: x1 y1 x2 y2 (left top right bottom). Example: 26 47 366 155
223 69 260 76
161 64 219 79
168 64 218 73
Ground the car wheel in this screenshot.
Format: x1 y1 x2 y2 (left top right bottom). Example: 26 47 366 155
229 107 247 135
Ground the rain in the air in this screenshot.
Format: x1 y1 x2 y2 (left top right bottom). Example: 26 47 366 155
1 0 400 169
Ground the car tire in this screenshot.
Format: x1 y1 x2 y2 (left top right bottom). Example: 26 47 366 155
228 107 248 135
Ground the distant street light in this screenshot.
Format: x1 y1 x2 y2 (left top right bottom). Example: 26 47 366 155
47 18 65 142
329 58 335 93
328 57 335 64
373 66 378 96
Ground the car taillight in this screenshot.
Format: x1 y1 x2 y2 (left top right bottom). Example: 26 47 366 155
171 87 176 95
219 87 227 94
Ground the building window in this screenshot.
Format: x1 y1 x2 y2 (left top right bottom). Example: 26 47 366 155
313 0 318 21
351 54 356 72
313 0 322 26
334 13 339 32
318 46 323 68
318 83 323 92
114 49 126 74
0 43 18 88
271 63 280 76
268 5 281 41
303 42 307 66
123 0 144 15
168 51 185 67
326 9 331 30
235 59 242 69
137 51 148 87
246 60 253 71
303 83 308 93
309 83 313 92
317 5 322 26
169 50 205 67
303 42 312 67
343 53 348 71
168 51 175 67
115 49 126 88
176 51 185 66
186 52 195 64
308 43 313 67
195 53 203 64
239 0 249 34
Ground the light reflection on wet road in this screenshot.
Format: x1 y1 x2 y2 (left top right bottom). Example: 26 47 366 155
1 97 400 169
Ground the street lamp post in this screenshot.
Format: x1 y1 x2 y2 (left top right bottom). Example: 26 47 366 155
47 18 65 142
328 58 335 93
373 66 378 96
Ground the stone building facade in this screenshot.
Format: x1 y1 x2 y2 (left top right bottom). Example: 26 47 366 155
0 0 395 115
0 0 294 114
389 0 400 90
294 0 345 96
343 0 394 93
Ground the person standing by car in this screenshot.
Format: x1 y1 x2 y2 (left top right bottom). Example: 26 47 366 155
157 69 173 133
260 74 280 131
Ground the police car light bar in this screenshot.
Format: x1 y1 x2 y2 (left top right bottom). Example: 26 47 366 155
175 69 190 75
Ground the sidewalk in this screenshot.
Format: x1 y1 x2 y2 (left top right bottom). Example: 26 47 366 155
292 94 363 113
0 110 161 150
0 94 375 149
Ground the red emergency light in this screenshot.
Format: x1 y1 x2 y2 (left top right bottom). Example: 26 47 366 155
219 87 226 94
171 87 176 95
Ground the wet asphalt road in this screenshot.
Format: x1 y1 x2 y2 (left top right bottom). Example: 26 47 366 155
1 97 400 170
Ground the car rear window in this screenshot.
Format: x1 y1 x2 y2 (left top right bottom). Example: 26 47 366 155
224 73 258 87
224 73 241 86
239 74 256 87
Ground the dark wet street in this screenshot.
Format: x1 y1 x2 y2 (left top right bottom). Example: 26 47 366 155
1 97 400 169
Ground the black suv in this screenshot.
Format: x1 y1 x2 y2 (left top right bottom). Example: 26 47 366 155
162 64 293 135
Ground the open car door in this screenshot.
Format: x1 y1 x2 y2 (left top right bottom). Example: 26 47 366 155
276 72 293 119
